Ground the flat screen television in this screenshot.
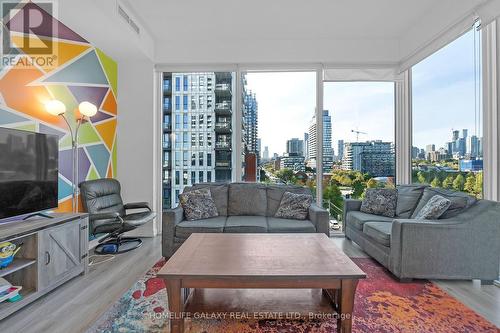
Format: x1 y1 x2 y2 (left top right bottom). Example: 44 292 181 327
0 127 59 220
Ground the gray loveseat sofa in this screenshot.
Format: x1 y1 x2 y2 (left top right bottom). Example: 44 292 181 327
162 182 330 257
344 184 500 282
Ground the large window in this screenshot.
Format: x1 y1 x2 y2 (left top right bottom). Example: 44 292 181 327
412 27 483 198
323 82 395 225
162 72 235 209
241 71 317 192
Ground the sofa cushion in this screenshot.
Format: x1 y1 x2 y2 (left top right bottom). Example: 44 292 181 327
266 185 312 216
275 192 313 220
414 194 451 220
228 183 267 216
191 183 228 216
363 222 392 247
360 188 397 217
175 216 227 239
267 217 316 233
179 188 219 221
396 184 428 218
347 211 394 231
225 216 268 233
410 187 477 219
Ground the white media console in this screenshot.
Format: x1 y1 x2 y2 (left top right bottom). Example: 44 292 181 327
0 213 89 320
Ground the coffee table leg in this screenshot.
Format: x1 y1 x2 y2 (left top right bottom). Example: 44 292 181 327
166 278 184 333
338 279 358 333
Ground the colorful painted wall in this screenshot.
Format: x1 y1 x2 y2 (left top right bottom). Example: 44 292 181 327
0 2 118 212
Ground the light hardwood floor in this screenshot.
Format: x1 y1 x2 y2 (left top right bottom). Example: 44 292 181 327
0 236 498 332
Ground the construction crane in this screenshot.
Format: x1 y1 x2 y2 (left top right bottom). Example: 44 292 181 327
351 129 367 142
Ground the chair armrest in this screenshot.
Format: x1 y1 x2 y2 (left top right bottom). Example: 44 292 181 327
162 206 184 257
124 202 151 211
308 204 330 236
89 211 124 224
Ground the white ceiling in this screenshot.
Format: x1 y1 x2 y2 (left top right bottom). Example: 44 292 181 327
60 0 496 66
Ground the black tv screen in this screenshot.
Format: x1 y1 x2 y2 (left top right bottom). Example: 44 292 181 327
0 127 59 219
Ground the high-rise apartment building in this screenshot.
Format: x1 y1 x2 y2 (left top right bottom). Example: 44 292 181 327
466 135 480 158
244 91 259 154
162 72 234 209
286 138 304 156
342 141 395 177
337 139 344 161
263 146 270 161
303 133 309 160
307 110 333 172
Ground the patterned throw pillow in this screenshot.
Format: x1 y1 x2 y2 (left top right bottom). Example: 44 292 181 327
414 195 451 220
274 192 313 220
360 189 397 217
179 188 219 221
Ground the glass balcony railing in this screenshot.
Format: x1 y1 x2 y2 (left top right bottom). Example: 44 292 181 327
215 102 231 113
215 141 231 149
215 83 231 92
215 161 231 168
215 122 231 130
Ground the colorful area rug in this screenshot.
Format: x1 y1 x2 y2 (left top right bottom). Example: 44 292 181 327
89 258 499 333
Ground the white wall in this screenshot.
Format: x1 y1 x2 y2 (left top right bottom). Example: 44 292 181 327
117 59 157 237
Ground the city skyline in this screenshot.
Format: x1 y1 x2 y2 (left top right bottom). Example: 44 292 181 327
250 30 478 158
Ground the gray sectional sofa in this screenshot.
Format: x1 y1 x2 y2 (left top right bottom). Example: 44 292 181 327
162 182 330 257
344 184 500 282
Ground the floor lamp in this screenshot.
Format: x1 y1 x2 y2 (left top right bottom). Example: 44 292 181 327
45 100 98 213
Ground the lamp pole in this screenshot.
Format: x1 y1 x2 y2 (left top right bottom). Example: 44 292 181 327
60 115 84 213
45 100 98 213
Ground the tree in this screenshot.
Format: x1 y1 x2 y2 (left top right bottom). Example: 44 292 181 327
323 183 344 219
259 169 268 182
366 178 378 189
417 171 427 184
474 172 483 198
464 173 476 195
452 174 465 191
351 179 366 199
430 177 441 188
276 168 296 184
442 175 454 189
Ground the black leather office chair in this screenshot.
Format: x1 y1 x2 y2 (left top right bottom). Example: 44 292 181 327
79 178 156 254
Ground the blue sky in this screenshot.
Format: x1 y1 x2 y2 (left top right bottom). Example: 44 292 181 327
247 29 480 157
412 29 481 150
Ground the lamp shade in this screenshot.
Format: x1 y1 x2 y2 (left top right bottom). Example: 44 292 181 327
45 100 66 116
79 101 98 117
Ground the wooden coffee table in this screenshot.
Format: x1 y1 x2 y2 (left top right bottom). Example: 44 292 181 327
158 233 365 333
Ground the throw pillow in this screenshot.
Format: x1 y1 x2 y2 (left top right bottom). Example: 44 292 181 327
414 195 451 220
179 188 219 221
360 188 397 217
274 191 313 220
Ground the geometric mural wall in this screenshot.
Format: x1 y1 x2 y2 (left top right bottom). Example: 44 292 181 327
0 2 117 212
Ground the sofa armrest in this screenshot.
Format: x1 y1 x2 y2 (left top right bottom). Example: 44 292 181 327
389 218 500 280
162 206 184 258
309 204 330 236
342 199 362 229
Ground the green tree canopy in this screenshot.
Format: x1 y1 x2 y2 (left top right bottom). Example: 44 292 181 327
442 175 454 189
464 173 476 194
453 174 465 191
430 177 441 188
275 168 296 184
